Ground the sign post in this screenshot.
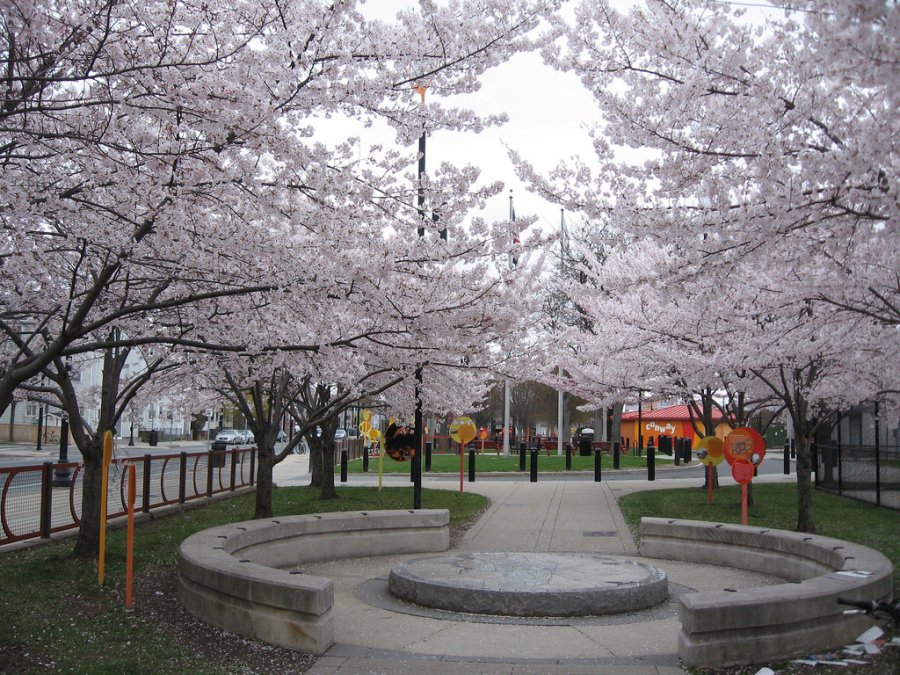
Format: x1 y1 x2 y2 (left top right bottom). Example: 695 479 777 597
724 427 767 525
695 436 724 506
450 417 477 494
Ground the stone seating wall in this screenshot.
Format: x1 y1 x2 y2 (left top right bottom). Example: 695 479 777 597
178 509 450 655
639 517 894 668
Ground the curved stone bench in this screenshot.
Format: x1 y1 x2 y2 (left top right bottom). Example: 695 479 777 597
639 517 894 668
178 509 449 655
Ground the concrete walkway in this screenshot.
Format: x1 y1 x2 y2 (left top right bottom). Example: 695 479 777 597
273 458 794 674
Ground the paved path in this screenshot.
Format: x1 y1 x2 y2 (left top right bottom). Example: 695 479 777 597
273 457 795 674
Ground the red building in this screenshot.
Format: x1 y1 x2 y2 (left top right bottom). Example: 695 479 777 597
620 404 731 449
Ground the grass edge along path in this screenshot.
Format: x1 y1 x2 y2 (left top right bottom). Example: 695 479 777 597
341 451 653 473
0 486 488 674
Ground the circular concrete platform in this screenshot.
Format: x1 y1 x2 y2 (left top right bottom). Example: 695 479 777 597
388 552 668 617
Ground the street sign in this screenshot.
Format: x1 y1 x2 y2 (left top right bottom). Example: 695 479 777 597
450 417 476 445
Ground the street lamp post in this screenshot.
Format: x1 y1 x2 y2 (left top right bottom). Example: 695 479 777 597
36 401 44 452
52 411 72 487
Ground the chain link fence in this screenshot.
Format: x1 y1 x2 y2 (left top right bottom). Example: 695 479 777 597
816 402 900 510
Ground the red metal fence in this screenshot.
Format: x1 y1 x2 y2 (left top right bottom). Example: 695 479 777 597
0 447 256 547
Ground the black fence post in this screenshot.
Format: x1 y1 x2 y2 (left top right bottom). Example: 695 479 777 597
341 449 348 483
594 449 602 482
647 437 656 481
811 437 818 486
142 454 152 513
229 450 237 491
40 462 53 538
565 444 572 471
249 448 256 486
468 448 476 482
874 402 881 508
178 452 187 504
836 428 843 495
530 447 538 482
613 441 621 470
783 441 790 475
519 442 526 471
425 441 432 472
206 449 214 497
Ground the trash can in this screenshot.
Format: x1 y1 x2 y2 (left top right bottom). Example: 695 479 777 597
578 427 595 456
210 441 226 468
148 430 158 447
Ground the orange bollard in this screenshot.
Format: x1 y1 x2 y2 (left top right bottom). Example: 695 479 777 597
459 441 464 494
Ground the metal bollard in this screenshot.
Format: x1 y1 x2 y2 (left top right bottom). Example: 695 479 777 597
362 444 369 472
565 444 572 471
674 437 681 465
647 438 655 481
530 448 538 482
425 441 432 472
613 441 621 470
468 448 476 482
783 440 790 475
519 442 526 471
340 449 348 483
594 449 602 482
413 448 421 509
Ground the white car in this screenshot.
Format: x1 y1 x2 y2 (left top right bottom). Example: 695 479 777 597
243 430 255 444
215 429 243 445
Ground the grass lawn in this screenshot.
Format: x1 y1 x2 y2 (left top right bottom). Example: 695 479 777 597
619 483 900 593
342 451 653 473
0 486 487 674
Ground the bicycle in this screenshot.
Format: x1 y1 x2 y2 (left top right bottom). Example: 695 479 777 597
837 596 900 629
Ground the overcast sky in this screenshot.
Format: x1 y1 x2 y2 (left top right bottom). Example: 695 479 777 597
335 2 600 236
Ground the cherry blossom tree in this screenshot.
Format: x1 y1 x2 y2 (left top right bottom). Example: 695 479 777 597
523 0 898 531
3 0 562 556
0 0 558 413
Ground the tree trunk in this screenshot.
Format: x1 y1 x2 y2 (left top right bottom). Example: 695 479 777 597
319 440 337 500
795 431 815 532
72 438 104 558
610 401 623 447
254 445 275 519
309 436 323 488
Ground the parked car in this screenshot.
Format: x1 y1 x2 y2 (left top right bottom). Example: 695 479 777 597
243 430 255 444
276 430 287 443
215 429 244 445
335 428 348 441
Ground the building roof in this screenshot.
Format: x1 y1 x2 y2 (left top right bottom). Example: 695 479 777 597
621 404 725 422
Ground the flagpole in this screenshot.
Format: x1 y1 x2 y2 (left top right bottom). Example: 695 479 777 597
557 209 566 456
503 191 515 456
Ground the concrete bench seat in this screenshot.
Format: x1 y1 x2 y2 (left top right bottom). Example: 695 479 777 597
178 509 450 655
640 517 894 668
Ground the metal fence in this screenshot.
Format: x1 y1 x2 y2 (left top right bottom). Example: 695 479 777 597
816 442 900 510
813 402 900 511
0 447 256 547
